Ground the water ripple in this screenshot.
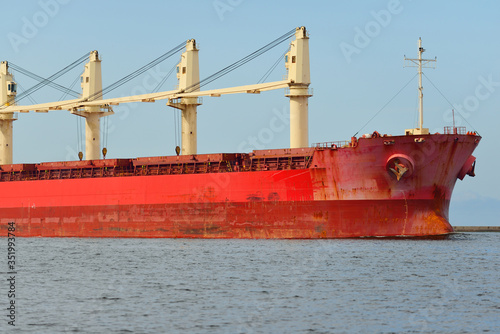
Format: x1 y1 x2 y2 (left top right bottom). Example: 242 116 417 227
0 233 498 333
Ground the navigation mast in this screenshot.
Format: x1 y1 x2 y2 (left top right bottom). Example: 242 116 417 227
404 37 436 135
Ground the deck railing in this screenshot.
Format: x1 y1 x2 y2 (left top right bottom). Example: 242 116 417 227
314 141 351 149
444 126 466 135
0 154 315 182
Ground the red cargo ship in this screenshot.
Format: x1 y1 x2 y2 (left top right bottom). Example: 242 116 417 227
0 132 479 238
0 28 480 238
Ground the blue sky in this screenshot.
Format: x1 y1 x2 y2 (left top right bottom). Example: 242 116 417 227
1 0 499 225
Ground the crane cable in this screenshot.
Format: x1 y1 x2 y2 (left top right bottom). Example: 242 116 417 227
422 72 479 135
173 109 180 150
76 116 83 157
184 28 296 93
86 41 186 101
102 114 109 154
257 46 290 84
153 60 179 93
59 71 83 101
16 82 38 105
353 73 418 137
0 52 88 108
5 28 296 106
8 63 80 98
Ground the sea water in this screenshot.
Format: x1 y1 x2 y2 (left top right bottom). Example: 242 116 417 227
1 233 499 333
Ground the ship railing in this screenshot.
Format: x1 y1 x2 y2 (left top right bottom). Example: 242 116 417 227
314 141 351 149
444 126 466 135
247 155 312 171
0 154 317 183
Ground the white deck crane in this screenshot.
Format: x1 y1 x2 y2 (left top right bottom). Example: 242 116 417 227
167 39 201 155
71 51 114 160
0 26 311 160
0 61 17 164
286 26 312 148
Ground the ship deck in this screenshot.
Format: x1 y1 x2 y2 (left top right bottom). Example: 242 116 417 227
0 148 316 182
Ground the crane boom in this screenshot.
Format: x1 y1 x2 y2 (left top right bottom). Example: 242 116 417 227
0 80 290 113
0 97 83 113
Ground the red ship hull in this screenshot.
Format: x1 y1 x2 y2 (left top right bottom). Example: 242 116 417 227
0 133 480 238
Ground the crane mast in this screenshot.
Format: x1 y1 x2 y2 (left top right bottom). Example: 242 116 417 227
72 51 113 160
167 39 201 155
0 61 17 164
286 26 312 148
